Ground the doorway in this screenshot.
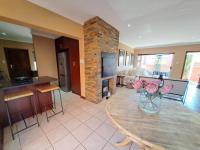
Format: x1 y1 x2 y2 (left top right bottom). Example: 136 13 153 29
55 37 81 95
4 48 31 80
182 52 200 84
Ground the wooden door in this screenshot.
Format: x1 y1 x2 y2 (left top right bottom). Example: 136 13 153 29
69 39 81 95
4 48 31 79
55 37 81 95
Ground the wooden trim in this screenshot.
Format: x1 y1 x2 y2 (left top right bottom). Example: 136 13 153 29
4 90 34 102
181 52 188 79
105 102 165 150
181 51 200 79
137 52 175 56
36 85 60 93
139 75 189 82
80 96 86 99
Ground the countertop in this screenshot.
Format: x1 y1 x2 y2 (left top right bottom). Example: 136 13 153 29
0 76 57 90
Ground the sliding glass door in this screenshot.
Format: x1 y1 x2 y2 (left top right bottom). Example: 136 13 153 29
182 52 200 84
137 54 174 77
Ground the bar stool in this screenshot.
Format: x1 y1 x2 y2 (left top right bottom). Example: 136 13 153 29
4 89 39 140
36 85 64 122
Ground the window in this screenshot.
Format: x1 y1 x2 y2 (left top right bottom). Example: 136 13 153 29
182 52 200 83
125 52 134 66
125 52 131 66
118 49 125 66
137 54 174 77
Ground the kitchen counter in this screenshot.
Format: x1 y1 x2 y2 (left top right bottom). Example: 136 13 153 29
0 76 57 90
0 76 58 127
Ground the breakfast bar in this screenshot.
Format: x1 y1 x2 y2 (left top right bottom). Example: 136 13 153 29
0 76 57 127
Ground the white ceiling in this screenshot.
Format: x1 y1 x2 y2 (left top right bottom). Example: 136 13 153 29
0 21 32 43
29 0 200 48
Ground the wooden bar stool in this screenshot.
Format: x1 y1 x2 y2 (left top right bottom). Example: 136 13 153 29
4 89 39 140
36 85 64 122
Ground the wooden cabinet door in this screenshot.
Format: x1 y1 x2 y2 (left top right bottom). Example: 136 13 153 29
69 39 81 95
4 48 31 79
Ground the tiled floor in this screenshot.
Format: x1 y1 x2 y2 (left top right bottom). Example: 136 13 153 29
3 84 200 150
3 88 140 150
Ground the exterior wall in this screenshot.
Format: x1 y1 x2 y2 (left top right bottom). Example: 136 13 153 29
0 0 85 97
33 35 58 78
134 44 200 79
84 17 119 103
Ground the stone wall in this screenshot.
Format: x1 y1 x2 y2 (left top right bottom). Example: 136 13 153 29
84 16 119 103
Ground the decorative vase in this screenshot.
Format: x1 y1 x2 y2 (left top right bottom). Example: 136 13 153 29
138 91 162 114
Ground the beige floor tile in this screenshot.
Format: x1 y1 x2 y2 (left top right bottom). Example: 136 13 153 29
19 126 45 145
96 122 116 141
69 108 83 116
76 112 92 122
103 143 118 150
82 132 107 150
74 145 86 150
21 136 50 150
53 133 80 150
46 125 69 143
62 118 82 131
71 124 93 142
94 111 108 121
3 126 15 144
55 112 74 123
41 118 60 133
85 117 103 130
3 136 21 150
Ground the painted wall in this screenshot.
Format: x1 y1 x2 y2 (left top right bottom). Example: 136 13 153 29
118 42 134 70
134 44 200 79
33 35 58 78
0 0 85 96
0 39 35 79
118 42 134 53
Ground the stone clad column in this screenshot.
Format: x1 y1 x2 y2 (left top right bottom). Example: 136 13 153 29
84 16 119 103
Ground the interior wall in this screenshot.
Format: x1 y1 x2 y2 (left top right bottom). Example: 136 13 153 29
0 39 35 79
33 35 58 78
134 44 200 79
118 42 134 53
118 42 134 70
0 0 85 96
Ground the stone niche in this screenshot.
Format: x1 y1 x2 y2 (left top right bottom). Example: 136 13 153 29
84 16 119 103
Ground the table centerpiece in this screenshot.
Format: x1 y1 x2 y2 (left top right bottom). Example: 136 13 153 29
132 76 173 114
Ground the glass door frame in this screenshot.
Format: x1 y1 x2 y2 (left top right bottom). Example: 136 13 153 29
181 51 200 80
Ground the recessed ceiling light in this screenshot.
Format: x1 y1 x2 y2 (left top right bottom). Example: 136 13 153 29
128 24 131 27
1 32 7 36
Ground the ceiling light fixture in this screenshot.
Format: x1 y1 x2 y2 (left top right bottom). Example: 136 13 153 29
128 24 131 27
1 32 7 36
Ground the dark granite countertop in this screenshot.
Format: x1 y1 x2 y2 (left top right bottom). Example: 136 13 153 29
0 76 57 90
